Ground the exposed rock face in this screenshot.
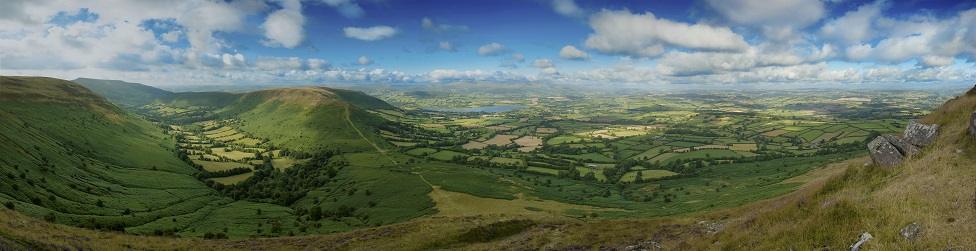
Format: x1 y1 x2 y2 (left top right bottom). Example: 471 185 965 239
970 112 976 139
868 136 904 168
867 121 939 167
883 134 920 158
903 120 939 147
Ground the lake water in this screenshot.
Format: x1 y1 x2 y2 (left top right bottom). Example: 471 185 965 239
425 105 524 113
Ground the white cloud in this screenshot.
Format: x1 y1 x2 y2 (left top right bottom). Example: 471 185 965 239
438 41 457 52
178 0 254 55
533 59 558 74
584 10 748 58
512 53 525 62
221 53 246 68
831 9 976 66
478 42 508 56
425 69 529 83
320 0 364 18
559 45 589 60
551 0 583 17
343 26 397 41
357 55 373 65
706 0 824 41
533 59 554 68
254 57 329 71
161 30 182 43
261 0 305 48
421 17 469 33
0 20 180 70
820 1 884 45
307 58 329 70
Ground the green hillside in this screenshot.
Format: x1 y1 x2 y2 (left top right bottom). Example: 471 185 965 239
0 77 434 240
0 76 298 237
216 87 393 152
71 78 398 152
72 78 172 107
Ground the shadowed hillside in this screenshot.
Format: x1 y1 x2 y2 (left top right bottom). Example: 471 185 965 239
0 77 231 233
73 78 173 107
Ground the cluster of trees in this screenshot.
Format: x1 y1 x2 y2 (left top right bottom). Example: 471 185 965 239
451 156 524 169
209 148 344 206
197 167 252 179
538 144 605 156
664 128 721 137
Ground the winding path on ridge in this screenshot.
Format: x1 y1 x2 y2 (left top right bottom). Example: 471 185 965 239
343 104 397 165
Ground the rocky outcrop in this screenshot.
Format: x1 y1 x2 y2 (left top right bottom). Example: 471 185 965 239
868 136 904 168
867 121 939 167
904 120 939 147
970 112 976 139
868 136 904 167
883 134 920 158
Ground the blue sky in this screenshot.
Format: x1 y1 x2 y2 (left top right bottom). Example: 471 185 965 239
0 0 974 86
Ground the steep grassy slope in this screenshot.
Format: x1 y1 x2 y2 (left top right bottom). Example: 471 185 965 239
0 76 299 238
214 87 394 152
72 78 172 107
72 79 397 153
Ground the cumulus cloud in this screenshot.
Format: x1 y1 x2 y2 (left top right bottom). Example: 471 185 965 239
0 0 973 86
533 59 558 74
478 42 508 56
533 59 554 68
254 57 329 71
261 0 305 48
425 69 529 83
559 45 589 60
438 41 457 52
820 0 884 45
161 30 182 43
512 53 525 62
584 10 749 58
320 0 364 18
356 55 373 65
653 43 836 76
343 26 398 41
706 0 824 41
551 0 583 17
421 17 469 33
831 8 976 66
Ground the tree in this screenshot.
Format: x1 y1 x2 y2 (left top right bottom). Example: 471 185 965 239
3 201 13 209
309 206 322 221
634 171 643 183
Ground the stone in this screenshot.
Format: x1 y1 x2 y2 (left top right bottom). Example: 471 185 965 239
697 220 724 234
970 112 976 140
900 222 921 241
903 120 939 147
868 136 904 167
883 134 920 158
623 240 662 251
850 232 873 251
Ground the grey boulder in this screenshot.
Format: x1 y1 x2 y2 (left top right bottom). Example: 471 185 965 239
868 136 904 168
903 120 939 147
970 112 976 139
883 134 920 158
